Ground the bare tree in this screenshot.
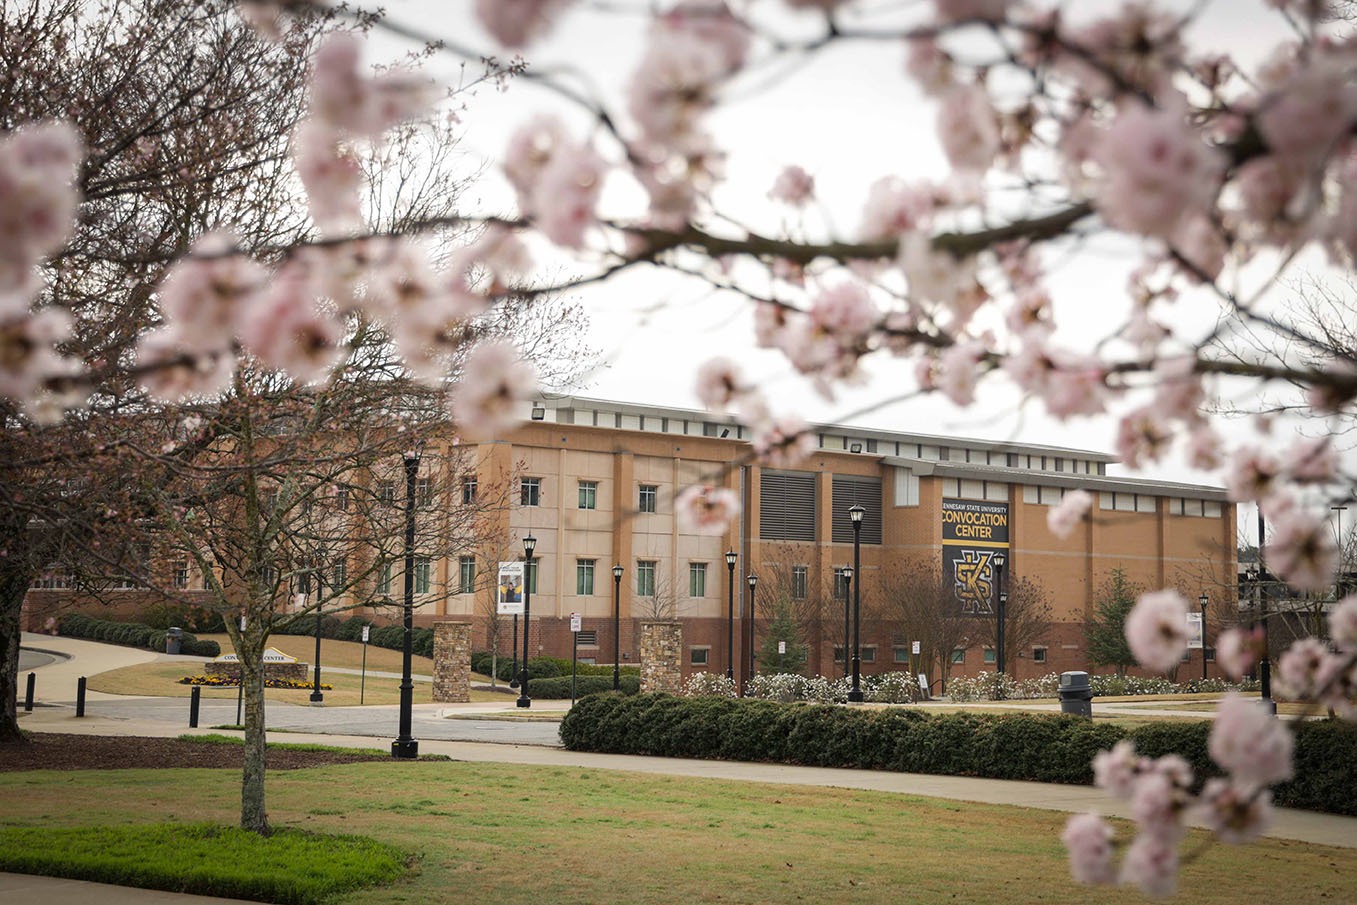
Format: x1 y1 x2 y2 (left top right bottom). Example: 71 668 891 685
968 574 1055 672
879 560 972 690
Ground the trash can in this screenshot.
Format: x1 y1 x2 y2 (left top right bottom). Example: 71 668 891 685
1058 670 1093 718
166 627 183 655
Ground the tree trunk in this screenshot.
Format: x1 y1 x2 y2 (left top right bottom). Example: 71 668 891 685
239 633 269 834
0 580 26 744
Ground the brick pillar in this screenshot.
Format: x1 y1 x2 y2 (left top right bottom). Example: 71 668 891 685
640 621 683 695
433 621 472 703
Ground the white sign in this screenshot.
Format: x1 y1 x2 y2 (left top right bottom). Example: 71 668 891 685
239 614 247 631
1186 612 1204 649
361 625 370 643
215 647 298 664
497 561 525 615
917 674 930 694
912 640 921 655
570 613 582 633
778 641 786 655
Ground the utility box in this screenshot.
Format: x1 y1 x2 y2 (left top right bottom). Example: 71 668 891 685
1058 670 1093 718
165 627 183 655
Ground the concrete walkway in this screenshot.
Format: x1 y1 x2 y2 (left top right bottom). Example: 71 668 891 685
0 872 258 904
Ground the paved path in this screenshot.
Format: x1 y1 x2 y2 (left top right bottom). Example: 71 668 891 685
0 872 258 904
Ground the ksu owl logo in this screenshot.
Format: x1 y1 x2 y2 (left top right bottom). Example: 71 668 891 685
952 550 996 615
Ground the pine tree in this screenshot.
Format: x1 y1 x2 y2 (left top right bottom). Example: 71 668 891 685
758 601 808 675
1084 568 1143 676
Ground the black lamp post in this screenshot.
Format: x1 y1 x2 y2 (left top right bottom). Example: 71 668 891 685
391 448 420 758
745 572 758 696
847 504 865 703
517 535 536 708
993 552 1008 683
612 564 624 691
310 569 324 705
841 565 853 679
1199 592 1209 681
725 550 737 682
509 613 519 688
1257 508 1274 712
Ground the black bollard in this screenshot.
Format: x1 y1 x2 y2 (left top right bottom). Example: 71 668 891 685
236 681 243 727
75 676 86 717
24 672 35 712
189 685 201 728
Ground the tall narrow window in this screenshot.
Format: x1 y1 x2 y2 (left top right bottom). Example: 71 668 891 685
335 486 349 510
637 560 656 597
415 556 432 594
331 561 346 590
792 566 808 600
577 559 596 595
638 484 657 513
172 561 189 590
689 562 707 597
378 482 395 504
833 566 849 600
459 556 476 594
462 476 477 504
521 477 541 506
578 480 597 510
377 562 392 595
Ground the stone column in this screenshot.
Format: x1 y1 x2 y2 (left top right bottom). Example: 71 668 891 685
433 621 472 703
640 621 683 695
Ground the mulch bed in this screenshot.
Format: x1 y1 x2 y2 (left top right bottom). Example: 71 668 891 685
0 733 394 771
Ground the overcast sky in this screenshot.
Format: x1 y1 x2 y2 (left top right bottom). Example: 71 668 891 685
362 1 1347 544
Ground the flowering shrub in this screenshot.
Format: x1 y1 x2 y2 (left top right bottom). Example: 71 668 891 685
745 673 851 704
863 671 922 704
177 675 330 690
946 671 1259 702
680 672 737 698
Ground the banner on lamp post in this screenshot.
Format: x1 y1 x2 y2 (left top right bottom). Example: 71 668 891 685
497 561 525 615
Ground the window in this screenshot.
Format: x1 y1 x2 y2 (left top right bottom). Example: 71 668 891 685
335 485 349 510
459 556 476 594
377 562 392 595
462 476 477 504
577 559 596 595
576 630 598 645
638 484 657 513
378 482 395 504
792 566 808 600
691 647 709 666
414 556 432 594
893 647 910 663
1205 647 1216 662
173 561 189 590
861 646 876 663
521 477 541 507
1033 646 1047 664
833 646 846 663
637 560 656 597
983 648 996 664
416 477 432 507
689 562 707 597
833 566 850 600
951 648 965 663
578 480 597 510
331 561 346 590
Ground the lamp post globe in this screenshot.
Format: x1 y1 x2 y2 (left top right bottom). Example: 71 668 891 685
517 535 536 709
848 505 865 703
612 564 624 691
745 573 758 696
725 550 737 682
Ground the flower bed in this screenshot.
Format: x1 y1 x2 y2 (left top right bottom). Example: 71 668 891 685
178 675 331 690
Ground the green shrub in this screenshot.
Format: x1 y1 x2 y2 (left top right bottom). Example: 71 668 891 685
525 675 640 699
557 695 1355 816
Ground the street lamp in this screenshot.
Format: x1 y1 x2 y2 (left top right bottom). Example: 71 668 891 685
841 565 853 679
612 564 624 691
509 612 519 689
992 553 1008 679
1199 593 1209 681
746 572 758 696
847 504 865 703
725 550 737 682
517 534 536 708
310 569 324 705
391 448 420 759
1256 508 1274 713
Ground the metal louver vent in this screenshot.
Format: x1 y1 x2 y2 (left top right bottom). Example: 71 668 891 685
831 476 883 544
759 470 817 541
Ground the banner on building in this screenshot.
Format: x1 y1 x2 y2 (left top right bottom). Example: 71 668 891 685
497 561 525 615
941 498 1010 616
1185 612 1204 649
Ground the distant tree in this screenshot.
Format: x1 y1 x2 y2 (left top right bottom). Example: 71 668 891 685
879 560 972 690
757 599 808 675
1085 568 1144 676
969 573 1055 671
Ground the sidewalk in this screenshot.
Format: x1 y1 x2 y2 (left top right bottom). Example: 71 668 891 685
0 872 258 905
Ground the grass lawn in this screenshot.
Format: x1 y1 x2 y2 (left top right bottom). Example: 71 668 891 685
1117 700 1312 716
1 761 1351 905
87 661 512 706
198 633 434 674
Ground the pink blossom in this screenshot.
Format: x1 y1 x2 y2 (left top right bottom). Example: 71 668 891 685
504 115 569 214
1264 506 1338 592
1047 490 1093 539
1285 437 1338 483
1092 739 1139 798
628 37 725 147
1331 595 1357 652
1276 637 1332 699
933 0 1009 23
1184 425 1223 470
0 308 75 404
1119 833 1178 898
675 485 741 535
695 356 747 410
1092 103 1226 238
1125 589 1189 673
293 122 363 234
751 415 816 468
1170 214 1227 282
1042 354 1108 419
1061 813 1116 886
936 84 1000 174
1232 156 1301 228
530 142 605 249
1225 446 1282 502
656 2 750 74
156 233 262 340
307 35 433 139
136 327 235 402
1215 627 1262 681
753 301 792 348
0 121 82 296
1130 772 1184 841
860 177 934 241
1257 54 1357 164
1115 406 1173 469
1209 692 1294 790
899 232 975 306
450 340 538 438
475 0 573 48
935 341 986 406
769 165 815 206
239 271 343 385
808 282 877 340
905 37 952 96
1194 778 1273 844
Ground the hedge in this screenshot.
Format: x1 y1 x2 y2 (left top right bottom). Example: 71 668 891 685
558 694 1357 816
273 616 434 659
523 675 641 699
58 614 220 658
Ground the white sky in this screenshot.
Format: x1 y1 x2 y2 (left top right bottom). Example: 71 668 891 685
361 1 1351 545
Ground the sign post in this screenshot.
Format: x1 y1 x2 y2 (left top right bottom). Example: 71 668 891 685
912 640 921 679
570 612 582 704
360 624 370 705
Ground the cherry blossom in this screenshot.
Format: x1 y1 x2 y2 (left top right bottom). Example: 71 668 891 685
675 485 741 535
1209 692 1294 790
238 272 344 385
933 0 1009 24
770 165 815 206
529 141 605 249
936 84 1001 174
1214 627 1262 681
1194 779 1273 844
1225 447 1283 503
1264 506 1339 592
1124 589 1189 673
751 414 817 468
1256 54 1357 166
0 121 82 299
1046 489 1093 538
136 328 236 402
1130 770 1186 841
860 177 934 241
1275 637 1332 700
1284 437 1338 483
1331 596 1357 652
1061 813 1116 886
695 357 747 411
1119 832 1178 898
449 340 538 438
1092 739 1139 798
475 0 572 48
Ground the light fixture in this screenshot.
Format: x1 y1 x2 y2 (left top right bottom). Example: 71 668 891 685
850 443 863 453
523 535 537 557
530 406 546 421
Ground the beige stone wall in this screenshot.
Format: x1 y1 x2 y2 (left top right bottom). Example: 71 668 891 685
433 621 471 703
640 621 682 695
